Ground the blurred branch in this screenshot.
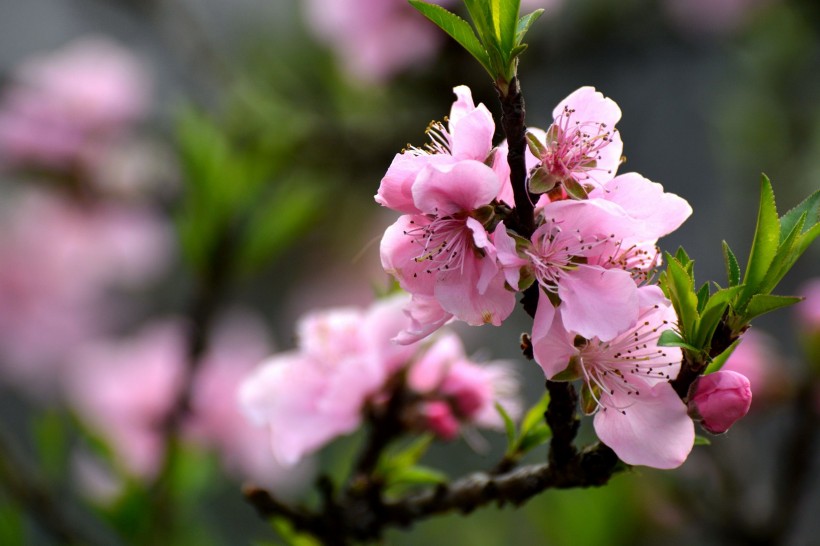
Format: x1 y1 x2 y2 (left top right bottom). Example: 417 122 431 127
245 442 619 544
0 423 113 546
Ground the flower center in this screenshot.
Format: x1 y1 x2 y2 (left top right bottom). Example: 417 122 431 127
526 219 606 292
403 214 473 275
541 106 616 183
578 305 679 414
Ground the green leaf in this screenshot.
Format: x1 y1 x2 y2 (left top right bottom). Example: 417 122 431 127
519 392 550 438
694 435 712 446
696 282 710 314
743 293 803 322
408 1 492 76
779 186 820 243
271 517 321 546
657 330 701 353
496 402 517 449
704 337 743 374
517 423 552 454
235 180 321 275
738 175 780 310
756 212 806 296
386 465 448 488
695 285 744 349
495 0 520 59
722 241 741 287
663 255 699 338
516 10 545 45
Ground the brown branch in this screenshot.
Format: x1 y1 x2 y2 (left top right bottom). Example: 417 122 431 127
244 443 620 543
497 76 535 238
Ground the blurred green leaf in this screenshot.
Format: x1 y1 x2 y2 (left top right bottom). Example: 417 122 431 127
495 402 517 450
271 517 321 546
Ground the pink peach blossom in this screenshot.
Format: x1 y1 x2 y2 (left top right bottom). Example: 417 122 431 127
380 160 515 329
534 285 694 469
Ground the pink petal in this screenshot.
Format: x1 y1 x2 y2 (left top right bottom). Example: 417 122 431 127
590 172 692 241
594 378 694 469
412 160 501 215
557 265 639 342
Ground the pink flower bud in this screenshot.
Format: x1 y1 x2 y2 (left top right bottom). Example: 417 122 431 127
689 370 753 434
423 401 460 441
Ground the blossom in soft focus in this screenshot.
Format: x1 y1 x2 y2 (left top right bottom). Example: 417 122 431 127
663 0 775 36
797 278 820 334
185 313 313 491
721 330 781 400
689 370 753 434
0 36 150 174
302 0 457 83
240 297 413 466
66 321 186 481
408 333 520 438
533 285 694 469
0 191 170 395
240 294 520 465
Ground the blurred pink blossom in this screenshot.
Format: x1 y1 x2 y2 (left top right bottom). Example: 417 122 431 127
721 330 780 399
0 36 150 173
240 294 521 465
0 191 170 395
409 333 520 438
663 0 775 35
186 313 313 491
66 321 186 480
303 0 457 83
689 370 753 434
797 278 820 334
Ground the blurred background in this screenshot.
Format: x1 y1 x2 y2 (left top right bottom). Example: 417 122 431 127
0 0 818 544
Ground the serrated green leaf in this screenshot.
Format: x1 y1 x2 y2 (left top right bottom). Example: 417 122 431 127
495 0 520 59
722 241 741 287
757 212 806 296
409 1 493 76
696 282 710 314
743 294 803 322
704 337 743 374
794 221 820 261
779 187 820 243
517 423 552 454
657 330 701 353
695 285 744 349
694 435 712 446
519 392 550 438
516 10 545 45
664 255 699 338
675 246 692 267
738 175 780 310
496 402 517 449
462 0 494 49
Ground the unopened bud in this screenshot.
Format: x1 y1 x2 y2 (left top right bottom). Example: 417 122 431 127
688 370 752 434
